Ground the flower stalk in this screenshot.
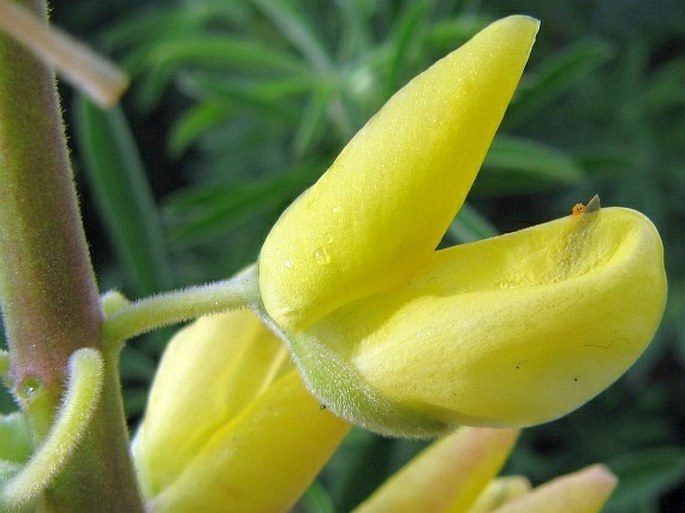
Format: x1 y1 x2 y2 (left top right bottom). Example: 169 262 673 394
0 0 142 510
0 0 101 438
102 265 260 345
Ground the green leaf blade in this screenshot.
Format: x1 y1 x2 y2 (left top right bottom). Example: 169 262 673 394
75 96 173 295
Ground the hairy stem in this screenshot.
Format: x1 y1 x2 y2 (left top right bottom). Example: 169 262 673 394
0 1 143 510
0 0 99 434
103 265 260 345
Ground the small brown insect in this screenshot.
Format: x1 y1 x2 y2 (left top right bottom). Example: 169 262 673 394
571 195 601 217
571 203 585 217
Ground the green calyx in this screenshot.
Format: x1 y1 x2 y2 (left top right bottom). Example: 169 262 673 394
257 307 451 438
1 348 104 511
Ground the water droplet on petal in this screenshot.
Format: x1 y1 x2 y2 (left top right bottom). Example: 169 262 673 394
313 247 331 265
18 376 42 402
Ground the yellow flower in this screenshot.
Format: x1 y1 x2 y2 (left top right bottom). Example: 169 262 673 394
257 15 667 436
465 476 531 513
132 310 351 513
352 426 617 513
484 465 618 513
260 16 541 332
352 427 521 513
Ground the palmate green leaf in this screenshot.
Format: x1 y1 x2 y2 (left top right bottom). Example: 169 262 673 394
133 36 309 76
336 0 373 61
168 103 233 157
75 96 173 295
164 161 321 248
506 38 615 129
176 71 318 122
475 135 585 196
604 447 685 512
252 0 331 72
324 429 400 512
297 481 336 513
126 36 310 109
175 86 296 127
644 57 685 112
183 72 319 103
294 86 337 156
425 16 492 53
102 6 220 52
383 0 431 97
576 146 640 175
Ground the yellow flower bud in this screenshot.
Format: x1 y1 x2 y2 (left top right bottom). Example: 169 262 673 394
352 427 520 513
350 427 616 513
491 464 617 513
132 310 350 513
465 476 531 513
260 15 540 331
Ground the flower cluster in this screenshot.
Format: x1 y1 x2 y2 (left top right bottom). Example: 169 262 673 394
132 311 350 512
256 15 666 435
134 311 620 513
132 15 666 512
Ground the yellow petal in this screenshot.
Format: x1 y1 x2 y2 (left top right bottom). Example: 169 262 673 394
352 427 519 513
259 15 539 330
490 464 617 513
305 207 666 428
145 371 350 513
464 476 531 513
132 310 291 496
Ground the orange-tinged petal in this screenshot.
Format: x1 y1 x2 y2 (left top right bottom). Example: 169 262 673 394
464 476 531 513
490 464 617 513
352 427 519 513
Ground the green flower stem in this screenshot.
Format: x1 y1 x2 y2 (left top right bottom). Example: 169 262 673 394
0 1 144 510
0 0 99 437
103 265 260 344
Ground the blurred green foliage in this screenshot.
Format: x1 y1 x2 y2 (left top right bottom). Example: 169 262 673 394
47 0 685 511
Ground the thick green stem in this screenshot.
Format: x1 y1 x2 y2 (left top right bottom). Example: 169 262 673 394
0 0 100 429
0 1 143 510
